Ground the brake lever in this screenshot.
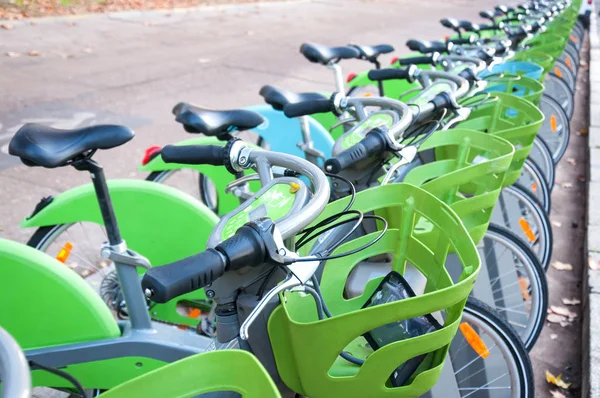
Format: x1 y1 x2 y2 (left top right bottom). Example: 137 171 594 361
239 256 321 340
381 145 418 185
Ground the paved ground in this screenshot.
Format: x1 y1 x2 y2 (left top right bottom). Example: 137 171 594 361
529 37 589 397
0 0 588 396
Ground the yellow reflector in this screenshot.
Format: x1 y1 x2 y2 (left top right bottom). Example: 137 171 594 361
56 242 73 264
550 115 557 133
289 182 300 193
460 322 490 359
519 218 537 243
531 182 537 193
554 67 563 78
363 93 372 97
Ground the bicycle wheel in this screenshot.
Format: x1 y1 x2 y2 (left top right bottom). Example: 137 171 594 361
517 158 552 212
425 297 534 398
558 51 579 77
492 185 553 270
527 136 555 190
553 59 576 92
147 169 219 214
544 73 574 119
473 224 548 349
564 41 581 65
537 94 571 162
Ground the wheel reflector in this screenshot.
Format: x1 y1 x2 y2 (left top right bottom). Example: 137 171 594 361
554 67 563 78
551 115 557 133
519 217 537 243
531 182 537 193
518 276 531 301
460 322 490 359
56 242 73 264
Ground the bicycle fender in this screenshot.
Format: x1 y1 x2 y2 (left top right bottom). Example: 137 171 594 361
21 179 219 266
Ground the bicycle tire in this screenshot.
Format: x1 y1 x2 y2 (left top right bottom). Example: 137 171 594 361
428 297 535 397
553 59 576 92
493 184 553 270
538 94 571 162
459 297 535 396
519 158 552 212
478 223 548 349
528 136 556 190
544 73 574 119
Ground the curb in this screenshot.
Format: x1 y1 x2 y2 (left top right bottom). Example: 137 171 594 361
586 3 600 397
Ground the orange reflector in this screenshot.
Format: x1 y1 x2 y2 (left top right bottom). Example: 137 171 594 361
460 322 490 359
188 308 202 319
519 217 537 243
56 242 73 264
554 67 563 78
531 182 537 193
518 276 531 301
570 35 578 43
550 115 557 133
565 57 573 70
363 93 372 97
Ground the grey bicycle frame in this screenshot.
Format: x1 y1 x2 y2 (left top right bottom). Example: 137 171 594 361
0 326 31 398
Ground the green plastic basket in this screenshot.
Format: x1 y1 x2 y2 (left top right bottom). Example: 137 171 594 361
484 74 544 105
403 129 514 245
456 92 544 187
512 50 555 78
269 183 480 398
99 350 281 398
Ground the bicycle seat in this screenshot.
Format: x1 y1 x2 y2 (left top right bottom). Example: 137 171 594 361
479 10 496 20
440 18 461 31
458 20 480 32
8 123 134 168
259 85 326 111
299 43 360 65
172 103 264 135
350 44 395 61
406 39 448 54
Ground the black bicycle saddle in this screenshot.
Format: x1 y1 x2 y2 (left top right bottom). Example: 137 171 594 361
406 39 448 54
8 123 134 168
299 43 360 64
350 44 395 61
259 85 326 111
172 103 264 136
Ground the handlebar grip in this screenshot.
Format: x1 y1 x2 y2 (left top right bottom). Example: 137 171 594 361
142 223 268 303
324 129 387 174
367 68 411 82
142 249 227 303
398 55 435 66
283 98 332 118
161 145 225 166
447 37 474 45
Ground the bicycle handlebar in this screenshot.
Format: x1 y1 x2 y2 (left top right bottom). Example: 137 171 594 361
161 145 224 166
283 98 333 118
142 221 268 303
324 128 388 174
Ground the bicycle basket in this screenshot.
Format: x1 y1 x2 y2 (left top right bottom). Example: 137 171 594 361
483 60 544 81
456 92 544 186
403 129 514 245
484 74 544 105
268 183 480 398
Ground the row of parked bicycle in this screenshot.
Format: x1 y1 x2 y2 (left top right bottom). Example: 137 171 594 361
0 0 585 397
